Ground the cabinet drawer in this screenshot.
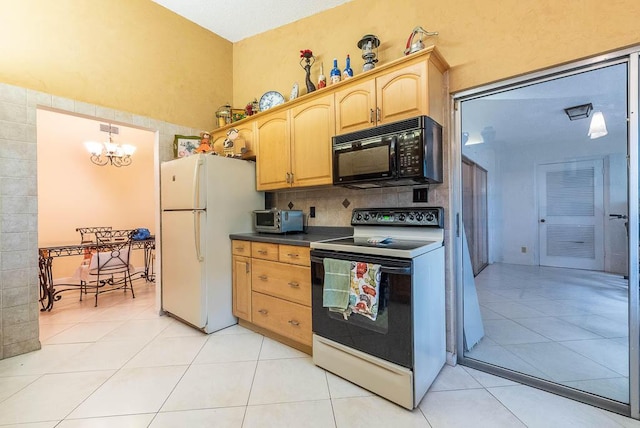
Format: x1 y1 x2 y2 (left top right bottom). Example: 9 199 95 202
251 259 310 306
278 244 310 266
252 292 312 346
231 240 251 256
251 242 279 261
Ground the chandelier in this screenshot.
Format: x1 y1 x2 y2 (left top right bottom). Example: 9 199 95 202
84 124 136 167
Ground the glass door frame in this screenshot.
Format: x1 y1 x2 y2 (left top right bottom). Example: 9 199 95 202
452 47 640 418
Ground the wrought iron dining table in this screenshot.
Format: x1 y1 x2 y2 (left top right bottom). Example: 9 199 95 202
38 237 156 311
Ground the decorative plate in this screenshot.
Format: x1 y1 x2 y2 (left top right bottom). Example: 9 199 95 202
290 82 299 101
259 91 285 111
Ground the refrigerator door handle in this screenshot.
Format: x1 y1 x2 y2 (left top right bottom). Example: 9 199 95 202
193 158 203 209
194 210 204 261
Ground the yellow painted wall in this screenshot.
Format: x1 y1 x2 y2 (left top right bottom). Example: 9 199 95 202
0 0 233 131
37 109 155 278
233 0 640 104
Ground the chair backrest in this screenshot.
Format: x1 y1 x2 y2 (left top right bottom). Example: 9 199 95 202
76 226 112 244
89 229 136 274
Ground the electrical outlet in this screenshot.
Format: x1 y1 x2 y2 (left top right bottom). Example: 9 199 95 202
521 246 527 253
310 206 316 218
413 187 429 203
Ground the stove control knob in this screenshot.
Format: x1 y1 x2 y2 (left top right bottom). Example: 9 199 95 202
416 213 423 221
425 212 435 222
409 214 414 220
363 214 370 221
356 213 363 221
398 214 406 221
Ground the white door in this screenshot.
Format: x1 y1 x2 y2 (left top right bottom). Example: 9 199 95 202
160 154 205 210
538 159 604 270
161 210 206 328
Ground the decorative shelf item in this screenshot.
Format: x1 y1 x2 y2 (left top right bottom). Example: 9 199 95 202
357 34 380 72
343 54 353 79
299 49 316 94
330 58 341 84
216 104 232 127
318 62 327 89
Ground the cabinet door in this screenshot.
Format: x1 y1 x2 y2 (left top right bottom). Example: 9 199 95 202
334 79 376 134
232 255 252 321
212 121 257 158
376 61 428 125
256 111 290 190
290 94 335 188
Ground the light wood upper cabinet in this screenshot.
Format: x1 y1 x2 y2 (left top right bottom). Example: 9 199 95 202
334 79 376 134
335 50 447 134
376 61 427 125
290 94 335 188
255 110 290 190
256 94 335 190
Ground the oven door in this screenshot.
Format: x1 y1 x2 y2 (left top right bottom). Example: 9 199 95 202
332 135 396 185
311 249 413 369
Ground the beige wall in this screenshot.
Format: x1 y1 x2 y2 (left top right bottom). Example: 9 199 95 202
37 109 155 278
0 0 233 131
233 0 640 104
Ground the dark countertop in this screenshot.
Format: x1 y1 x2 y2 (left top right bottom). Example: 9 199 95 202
230 226 353 247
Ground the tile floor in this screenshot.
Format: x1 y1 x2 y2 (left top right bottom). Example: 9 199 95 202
467 263 630 403
0 279 639 427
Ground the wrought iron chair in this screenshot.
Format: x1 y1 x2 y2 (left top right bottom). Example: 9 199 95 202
77 229 136 307
75 227 112 295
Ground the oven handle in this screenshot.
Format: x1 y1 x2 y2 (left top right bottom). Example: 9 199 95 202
310 256 411 275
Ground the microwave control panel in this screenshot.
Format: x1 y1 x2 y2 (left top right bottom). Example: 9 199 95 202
397 131 423 177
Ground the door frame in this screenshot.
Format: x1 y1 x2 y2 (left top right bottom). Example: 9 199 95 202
452 48 640 418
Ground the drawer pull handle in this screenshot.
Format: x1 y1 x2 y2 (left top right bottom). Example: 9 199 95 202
287 253 299 258
288 282 299 288
258 250 267 254
258 309 268 315
258 275 268 281
288 320 300 326
234 247 244 251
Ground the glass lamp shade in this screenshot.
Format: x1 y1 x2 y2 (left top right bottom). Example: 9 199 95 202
84 141 103 156
121 144 136 156
588 111 608 139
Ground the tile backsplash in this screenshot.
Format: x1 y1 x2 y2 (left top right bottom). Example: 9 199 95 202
270 184 449 228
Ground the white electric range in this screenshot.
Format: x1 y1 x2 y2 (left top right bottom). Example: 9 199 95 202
310 207 446 409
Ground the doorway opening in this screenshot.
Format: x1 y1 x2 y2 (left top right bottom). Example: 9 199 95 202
456 55 637 417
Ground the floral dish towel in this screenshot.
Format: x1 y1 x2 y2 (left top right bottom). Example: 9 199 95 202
349 262 381 321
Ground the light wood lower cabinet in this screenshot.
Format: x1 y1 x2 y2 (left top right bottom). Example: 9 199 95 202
251 292 312 346
231 239 312 349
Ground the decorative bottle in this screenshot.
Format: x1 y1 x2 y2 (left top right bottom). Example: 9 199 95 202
318 63 327 89
330 58 341 85
343 54 353 79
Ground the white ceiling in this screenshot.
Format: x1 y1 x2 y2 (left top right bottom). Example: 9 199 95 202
151 0 352 42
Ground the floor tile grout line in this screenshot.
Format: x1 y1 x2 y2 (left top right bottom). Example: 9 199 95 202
239 335 264 426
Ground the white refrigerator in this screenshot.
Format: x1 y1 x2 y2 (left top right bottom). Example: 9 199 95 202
160 154 264 333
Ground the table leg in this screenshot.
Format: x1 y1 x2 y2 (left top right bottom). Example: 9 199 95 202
38 252 55 311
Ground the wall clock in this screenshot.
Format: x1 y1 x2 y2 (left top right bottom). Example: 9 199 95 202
259 91 285 111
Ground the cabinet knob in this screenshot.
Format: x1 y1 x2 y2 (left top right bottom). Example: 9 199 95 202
288 320 300 326
258 309 268 315
288 282 299 288
258 275 268 281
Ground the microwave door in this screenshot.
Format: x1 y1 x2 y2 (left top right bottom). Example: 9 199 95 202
333 136 395 185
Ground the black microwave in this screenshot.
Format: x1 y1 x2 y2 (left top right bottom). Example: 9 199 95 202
332 115 443 188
